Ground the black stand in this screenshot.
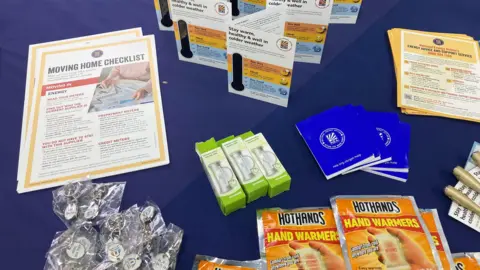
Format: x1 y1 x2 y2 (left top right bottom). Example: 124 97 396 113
178 20 193 58
159 0 173 27
231 0 240 16
231 53 245 91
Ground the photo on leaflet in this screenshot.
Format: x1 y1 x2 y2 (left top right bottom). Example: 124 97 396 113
89 62 154 113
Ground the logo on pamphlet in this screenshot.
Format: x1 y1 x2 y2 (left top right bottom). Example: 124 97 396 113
350 6 359 12
215 2 229 15
278 88 288 95
92 50 103 58
276 38 293 51
320 128 345 149
376 127 391 146
316 0 330 8
433 39 444 46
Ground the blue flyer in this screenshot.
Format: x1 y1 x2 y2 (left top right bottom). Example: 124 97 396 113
364 169 408 182
368 122 410 172
343 108 391 174
296 106 379 179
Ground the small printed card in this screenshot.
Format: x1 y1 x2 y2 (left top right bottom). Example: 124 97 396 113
342 108 391 174
465 141 480 171
367 122 410 173
296 105 379 179
297 105 410 181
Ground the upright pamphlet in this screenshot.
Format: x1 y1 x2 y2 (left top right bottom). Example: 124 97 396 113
233 7 286 35
170 0 232 69
330 0 362 24
267 0 332 64
18 35 169 193
231 0 266 18
227 9 296 107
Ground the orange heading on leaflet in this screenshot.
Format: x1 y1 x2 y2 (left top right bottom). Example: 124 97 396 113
330 195 442 270
257 208 346 270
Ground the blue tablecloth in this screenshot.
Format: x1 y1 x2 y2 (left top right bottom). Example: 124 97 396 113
1 0 480 268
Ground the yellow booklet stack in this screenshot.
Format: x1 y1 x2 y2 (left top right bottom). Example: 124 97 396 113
388 28 480 122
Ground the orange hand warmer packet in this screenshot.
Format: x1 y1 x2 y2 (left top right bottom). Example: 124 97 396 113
257 207 345 270
331 195 442 270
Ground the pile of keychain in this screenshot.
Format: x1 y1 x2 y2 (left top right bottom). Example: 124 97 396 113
44 181 183 270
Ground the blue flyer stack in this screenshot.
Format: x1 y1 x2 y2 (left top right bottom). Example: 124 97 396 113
296 105 411 182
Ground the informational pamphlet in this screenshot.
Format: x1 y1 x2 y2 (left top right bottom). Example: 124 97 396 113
154 0 174 31
267 0 332 64
330 0 362 24
227 12 296 107
17 35 169 193
389 29 480 123
18 29 143 182
170 0 232 69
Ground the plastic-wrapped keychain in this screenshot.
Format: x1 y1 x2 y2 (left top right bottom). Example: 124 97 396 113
53 181 94 227
44 223 98 270
80 182 126 226
121 202 166 270
147 224 184 270
83 185 107 221
95 205 144 270
105 214 127 263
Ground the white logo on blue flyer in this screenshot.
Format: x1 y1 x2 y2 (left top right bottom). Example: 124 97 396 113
376 127 392 147
320 128 345 149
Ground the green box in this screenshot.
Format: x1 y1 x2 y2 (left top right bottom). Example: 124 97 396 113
195 138 246 215
219 136 269 203
240 132 291 198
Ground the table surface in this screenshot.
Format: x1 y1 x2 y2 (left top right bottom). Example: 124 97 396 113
1 0 480 268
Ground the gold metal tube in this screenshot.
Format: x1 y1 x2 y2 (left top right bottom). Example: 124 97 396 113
453 166 480 193
444 186 480 216
472 152 480 167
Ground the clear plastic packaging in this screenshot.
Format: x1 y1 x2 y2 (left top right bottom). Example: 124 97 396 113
192 255 265 269
139 201 166 243
95 205 145 270
144 223 184 270
44 223 99 270
52 181 94 227
53 181 126 227
79 182 126 226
